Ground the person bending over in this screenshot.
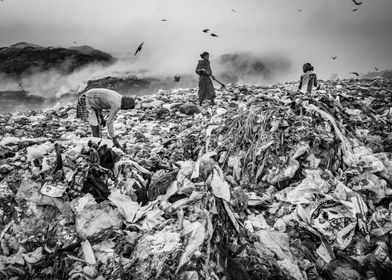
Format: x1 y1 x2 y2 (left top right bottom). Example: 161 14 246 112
76 88 135 149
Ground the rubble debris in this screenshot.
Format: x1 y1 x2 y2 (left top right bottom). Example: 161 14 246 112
0 77 392 279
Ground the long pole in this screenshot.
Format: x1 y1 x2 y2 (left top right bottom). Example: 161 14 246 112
211 77 225 88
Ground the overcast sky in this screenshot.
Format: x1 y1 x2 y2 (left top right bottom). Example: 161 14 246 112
0 0 391 81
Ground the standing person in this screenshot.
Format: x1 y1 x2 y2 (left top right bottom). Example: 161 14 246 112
299 63 319 94
76 88 135 149
195 51 216 106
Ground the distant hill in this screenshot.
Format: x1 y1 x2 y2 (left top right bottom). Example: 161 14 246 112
362 70 392 80
0 42 115 77
9 42 44 49
69 45 112 57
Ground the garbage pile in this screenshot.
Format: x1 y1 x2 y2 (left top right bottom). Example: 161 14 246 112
1 77 392 279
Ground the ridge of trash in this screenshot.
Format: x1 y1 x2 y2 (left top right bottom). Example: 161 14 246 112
1 77 392 279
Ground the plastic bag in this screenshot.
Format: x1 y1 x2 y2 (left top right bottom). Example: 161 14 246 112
108 190 140 223
40 181 67 198
210 167 231 202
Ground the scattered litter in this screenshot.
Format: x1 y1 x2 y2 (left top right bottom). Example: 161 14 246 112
1 78 392 279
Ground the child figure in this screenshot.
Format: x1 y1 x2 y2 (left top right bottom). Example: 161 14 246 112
299 63 318 94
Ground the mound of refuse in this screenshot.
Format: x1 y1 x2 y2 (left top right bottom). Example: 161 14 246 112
362 70 392 80
1 77 392 279
77 73 199 97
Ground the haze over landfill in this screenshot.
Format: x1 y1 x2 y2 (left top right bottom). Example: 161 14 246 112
2 0 392 279
0 0 391 81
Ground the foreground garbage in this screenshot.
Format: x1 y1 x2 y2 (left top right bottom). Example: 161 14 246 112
1 77 392 279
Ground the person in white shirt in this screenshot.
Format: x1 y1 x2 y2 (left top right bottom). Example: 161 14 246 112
299 63 319 94
76 88 135 149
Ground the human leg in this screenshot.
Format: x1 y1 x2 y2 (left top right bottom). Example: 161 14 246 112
88 109 101 138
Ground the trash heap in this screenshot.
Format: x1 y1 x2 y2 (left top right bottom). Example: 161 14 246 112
1 77 392 279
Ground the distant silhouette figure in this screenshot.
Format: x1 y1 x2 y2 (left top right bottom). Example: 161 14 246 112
299 63 318 94
196 52 216 106
375 67 379 71
174 76 181 82
134 42 144 56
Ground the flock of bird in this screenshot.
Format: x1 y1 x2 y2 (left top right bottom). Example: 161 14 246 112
130 8 238 82
130 1 371 80
132 8 240 58
331 0 377 78
352 0 362 12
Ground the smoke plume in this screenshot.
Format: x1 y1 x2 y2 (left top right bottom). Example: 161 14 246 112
214 52 291 85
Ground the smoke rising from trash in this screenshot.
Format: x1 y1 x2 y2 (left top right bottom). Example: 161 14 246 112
215 52 292 84
0 51 292 103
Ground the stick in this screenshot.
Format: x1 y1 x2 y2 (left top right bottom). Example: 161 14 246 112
211 77 225 88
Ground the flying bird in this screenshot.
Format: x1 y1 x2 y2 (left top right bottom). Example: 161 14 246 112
352 0 362 5
231 9 237 13
73 41 77 44
352 8 358 12
161 19 167 21
349 72 360 77
203 29 209 33
375 67 379 71
174 76 181 82
210 33 218 37
298 9 302 12
134 42 144 56
331 56 337 60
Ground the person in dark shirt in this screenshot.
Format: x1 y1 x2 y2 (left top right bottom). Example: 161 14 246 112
195 51 216 106
299 63 318 94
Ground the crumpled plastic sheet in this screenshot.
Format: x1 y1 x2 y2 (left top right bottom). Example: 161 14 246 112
127 226 182 279
1 79 392 278
209 165 231 202
295 183 368 250
177 220 206 273
108 190 140 223
253 230 304 280
74 195 123 238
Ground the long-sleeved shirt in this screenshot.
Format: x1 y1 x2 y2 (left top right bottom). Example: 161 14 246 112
195 59 212 76
299 72 318 94
84 88 122 138
195 59 216 101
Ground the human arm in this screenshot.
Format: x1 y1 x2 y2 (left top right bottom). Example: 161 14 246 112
106 106 120 138
195 61 210 76
106 106 124 150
